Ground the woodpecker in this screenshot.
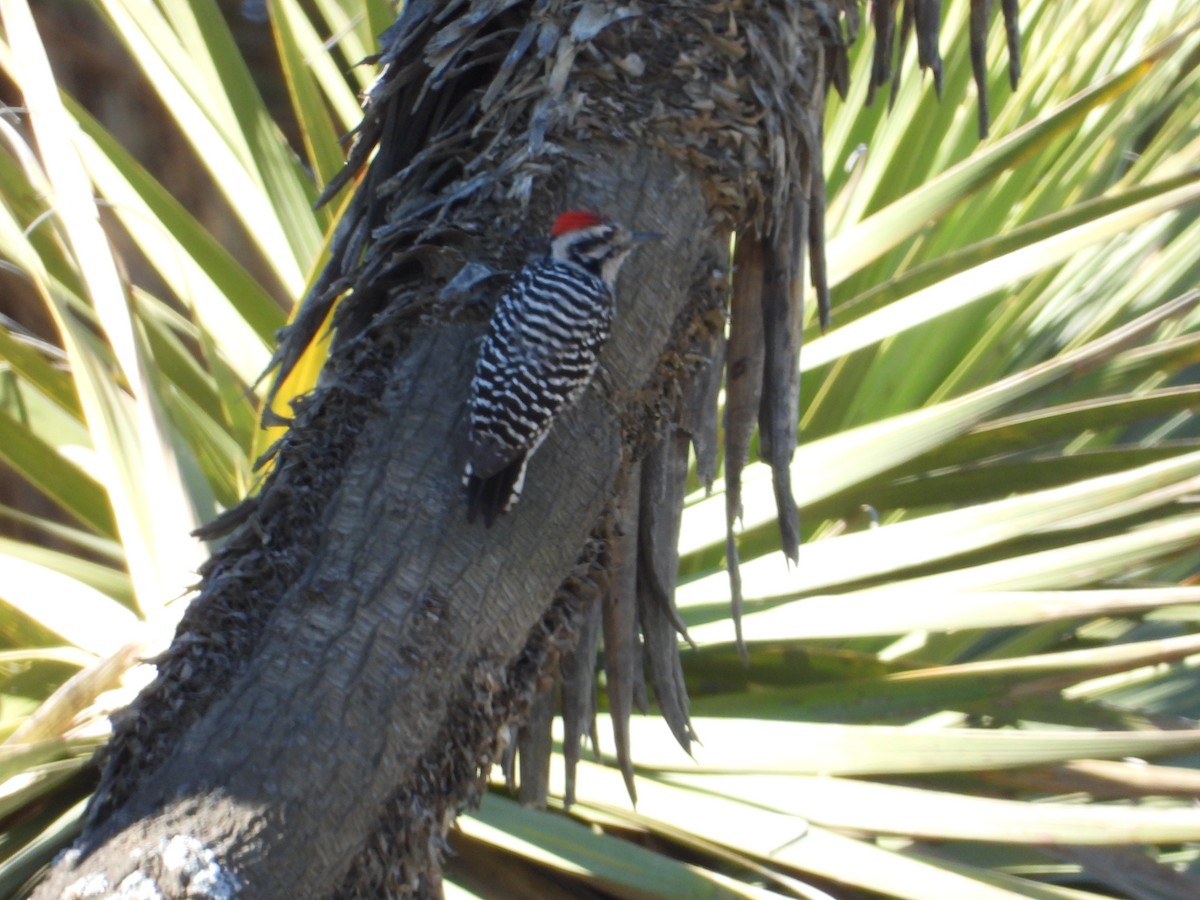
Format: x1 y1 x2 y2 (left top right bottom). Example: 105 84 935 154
464 210 661 525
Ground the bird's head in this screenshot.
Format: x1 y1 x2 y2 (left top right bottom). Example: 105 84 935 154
548 210 663 286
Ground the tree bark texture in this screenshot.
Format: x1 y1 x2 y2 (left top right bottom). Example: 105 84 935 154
32 0 1018 896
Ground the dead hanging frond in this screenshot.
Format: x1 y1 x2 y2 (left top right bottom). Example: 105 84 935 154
638 426 697 752
260 0 543 422
560 584 602 808
603 464 645 803
725 233 767 658
866 0 1022 137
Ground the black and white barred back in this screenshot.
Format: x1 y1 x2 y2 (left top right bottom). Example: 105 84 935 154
464 211 660 525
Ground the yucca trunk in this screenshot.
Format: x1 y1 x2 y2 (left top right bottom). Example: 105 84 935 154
32 2 830 896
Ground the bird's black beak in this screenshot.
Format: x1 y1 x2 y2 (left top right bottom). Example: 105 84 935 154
631 230 665 243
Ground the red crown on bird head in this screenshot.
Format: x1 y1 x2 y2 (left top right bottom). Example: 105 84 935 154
550 210 609 237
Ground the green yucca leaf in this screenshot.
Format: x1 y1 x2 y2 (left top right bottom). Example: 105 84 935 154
836 169 1200 329
306 0 384 94
269 0 354 192
462 794 752 900
74 99 283 368
683 511 1200 617
667 771 1200 845
686 587 1200 648
0 553 137 656
557 760 1107 900
825 33 1185 287
4 0 208 613
90 0 318 294
0 409 116 537
0 535 131 609
0 799 86 899
811 180 1200 369
0 325 81 421
606 716 1200 777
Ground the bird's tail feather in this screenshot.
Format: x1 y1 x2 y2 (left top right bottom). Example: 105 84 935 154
465 456 526 526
